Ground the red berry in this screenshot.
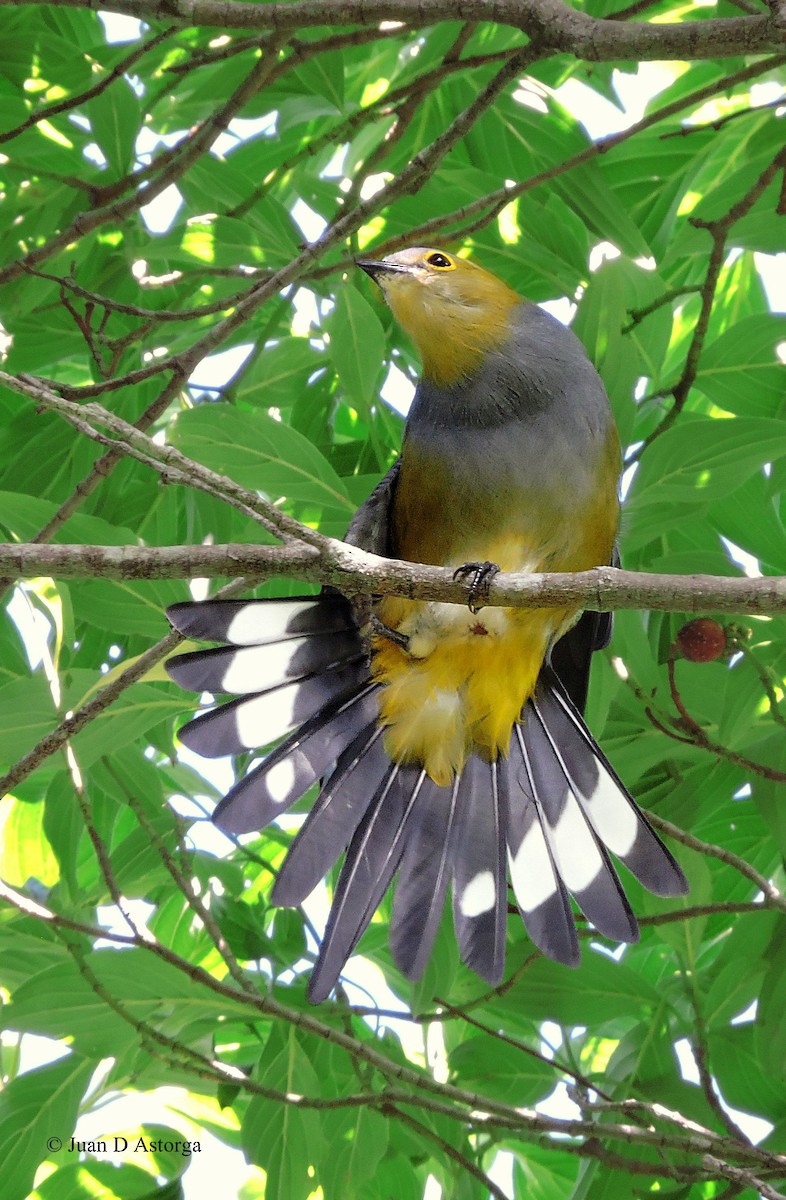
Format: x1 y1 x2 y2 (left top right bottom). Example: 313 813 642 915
675 618 727 663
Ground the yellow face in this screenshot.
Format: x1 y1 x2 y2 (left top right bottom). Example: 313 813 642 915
359 247 520 386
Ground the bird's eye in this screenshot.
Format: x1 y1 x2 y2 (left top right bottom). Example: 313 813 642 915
425 252 454 270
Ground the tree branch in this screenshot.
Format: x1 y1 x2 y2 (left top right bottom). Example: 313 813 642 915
6 0 783 59
647 813 786 915
0 367 338 547
2 541 786 616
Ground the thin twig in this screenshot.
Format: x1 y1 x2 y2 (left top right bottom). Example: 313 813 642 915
637 145 786 454
2 878 783 1177
646 813 786 914
385 1103 510 1200
667 648 786 782
0 26 175 144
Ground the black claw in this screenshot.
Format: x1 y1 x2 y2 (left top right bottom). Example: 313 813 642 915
453 561 501 614
369 613 411 651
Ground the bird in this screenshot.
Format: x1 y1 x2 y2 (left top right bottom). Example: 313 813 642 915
166 246 688 1003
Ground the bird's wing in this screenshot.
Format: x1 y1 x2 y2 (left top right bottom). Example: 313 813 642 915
549 545 618 713
343 460 400 555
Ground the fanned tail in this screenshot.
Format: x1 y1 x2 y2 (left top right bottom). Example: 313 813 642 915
271 723 388 905
167 595 375 834
503 725 579 966
167 596 354 645
167 598 687 1002
536 670 687 897
213 684 379 835
390 757 508 986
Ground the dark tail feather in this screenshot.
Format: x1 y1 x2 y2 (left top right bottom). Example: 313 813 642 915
389 773 461 981
451 756 507 985
308 765 424 1004
166 594 367 759
271 723 388 906
537 671 688 898
167 595 355 645
165 630 363 696
504 669 688 959
173 662 368 758
213 684 380 835
524 690 639 944
504 724 579 966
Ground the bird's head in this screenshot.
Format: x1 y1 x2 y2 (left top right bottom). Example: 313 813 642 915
357 247 520 386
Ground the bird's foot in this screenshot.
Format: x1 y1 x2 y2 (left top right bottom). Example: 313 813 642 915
368 613 411 651
453 561 501 614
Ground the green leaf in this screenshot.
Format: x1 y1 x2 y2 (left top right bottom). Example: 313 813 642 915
32 1160 167 1200
168 403 353 516
235 339 327 408
756 930 786 1087
0 920 69 993
0 1054 94 1200
498 949 663 1027
320 1107 388 1199
0 490 141 546
0 796 59 887
329 285 387 413
43 771 87 902
6 949 257 1056
449 1035 554 1105
67 577 182 639
709 1024 786 1122
695 313 786 416
287 52 345 112
628 415 786 513
513 1143 579 1200
86 76 140 179
0 674 56 770
243 1026 326 1200
245 196 302 262
66 678 186 767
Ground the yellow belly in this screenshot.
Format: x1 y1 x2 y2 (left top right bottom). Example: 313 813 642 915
372 603 570 786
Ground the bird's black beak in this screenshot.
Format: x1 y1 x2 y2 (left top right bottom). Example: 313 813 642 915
356 258 409 286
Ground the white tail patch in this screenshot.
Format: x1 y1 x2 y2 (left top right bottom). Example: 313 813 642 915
225 601 321 646
546 792 604 894
219 636 347 694
263 757 298 805
459 870 496 917
507 820 558 913
234 684 300 749
581 769 640 857
219 640 303 693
